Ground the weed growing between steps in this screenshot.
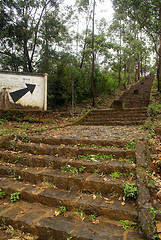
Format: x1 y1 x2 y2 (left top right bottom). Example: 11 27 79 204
69 143 117 149
124 139 136 150
78 153 115 162
0 188 6 199
119 157 136 163
123 183 138 199
42 177 58 189
119 220 138 230
61 165 86 175
10 192 20 203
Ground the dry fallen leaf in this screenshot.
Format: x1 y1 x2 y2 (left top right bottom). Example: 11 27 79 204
92 219 99 224
121 202 125 206
93 194 96 200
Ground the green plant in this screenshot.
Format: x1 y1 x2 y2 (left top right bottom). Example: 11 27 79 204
10 192 20 203
42 177 57 189
67 237 73 240
49 162 54 169
124 140 136 150
0 188 6 199
93 169 104 177
110 171 123 179
119 220 133 230
146 168 155 185
16 118 22 122
89 213 97 220
123 182 137 199
22 135 30 142
59 206 66 214
61 165 86 175
33 150 38 155
78 166 86 173
32 127 46 133
0 118 8 125
78 153 115 161
1 216 6 230
28 117 34 123
14 155 20 164
75 208 85 220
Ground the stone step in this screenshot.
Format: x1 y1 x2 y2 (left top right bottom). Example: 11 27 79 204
0 165 135 196
82 120 145 126
0 150 136 174
0 177 137 221
85 116 147 121
20 135 130 148
3 141 134 158
88 109 147 114
0 200 144 240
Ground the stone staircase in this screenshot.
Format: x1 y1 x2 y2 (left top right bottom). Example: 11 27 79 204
0 134 146 240
80 75 154 126
119 75 154 108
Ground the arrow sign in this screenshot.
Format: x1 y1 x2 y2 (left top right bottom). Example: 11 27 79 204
10 83 36 103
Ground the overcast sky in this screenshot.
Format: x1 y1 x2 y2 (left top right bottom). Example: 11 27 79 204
64 0 114 24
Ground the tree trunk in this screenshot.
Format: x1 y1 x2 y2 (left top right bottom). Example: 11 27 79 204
157 6 161 92
128 58 132 84
91 0 95 107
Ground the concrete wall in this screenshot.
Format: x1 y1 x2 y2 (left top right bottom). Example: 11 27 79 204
0 71 47 110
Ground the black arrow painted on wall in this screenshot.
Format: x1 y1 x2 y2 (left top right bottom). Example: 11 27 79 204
10 83 36 103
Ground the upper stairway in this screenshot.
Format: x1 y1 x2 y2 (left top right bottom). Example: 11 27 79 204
80 75 154 126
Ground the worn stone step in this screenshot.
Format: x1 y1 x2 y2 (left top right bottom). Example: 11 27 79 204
82 121 145 126
0 165 135 196
3 141 134 158
0 177 137 221
0 200 144 240
88 110 147 115
0 150 136 174
85 116 147 121
18 135 130 148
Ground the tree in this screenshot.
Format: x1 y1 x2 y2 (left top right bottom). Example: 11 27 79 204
112 0 161 91
0 0 60 72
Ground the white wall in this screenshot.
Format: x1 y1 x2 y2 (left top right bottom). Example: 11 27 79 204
0 71 47 110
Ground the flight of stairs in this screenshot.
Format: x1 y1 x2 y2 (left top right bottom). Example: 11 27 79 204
81 75 154 126
0 134 145 239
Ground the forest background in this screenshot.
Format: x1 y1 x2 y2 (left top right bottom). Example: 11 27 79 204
0 0 160 110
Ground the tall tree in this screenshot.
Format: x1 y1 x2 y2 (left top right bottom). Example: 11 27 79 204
0 0 60 72
112 0 161 91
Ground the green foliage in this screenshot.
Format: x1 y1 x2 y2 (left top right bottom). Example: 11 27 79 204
11 192 20 203
59 206 66 214
123 183 137 199
61 165 86 175
28 117 34 123
78 153 115 161
0 119 8 125
124 140 136 150
0 188 6 199
21 135 30 143
1 216 6 230
89 213 97 220
110 171 122 179
119 220 133 230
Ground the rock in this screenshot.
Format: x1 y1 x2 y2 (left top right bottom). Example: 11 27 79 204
156 222 161 233
157 190 161 200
